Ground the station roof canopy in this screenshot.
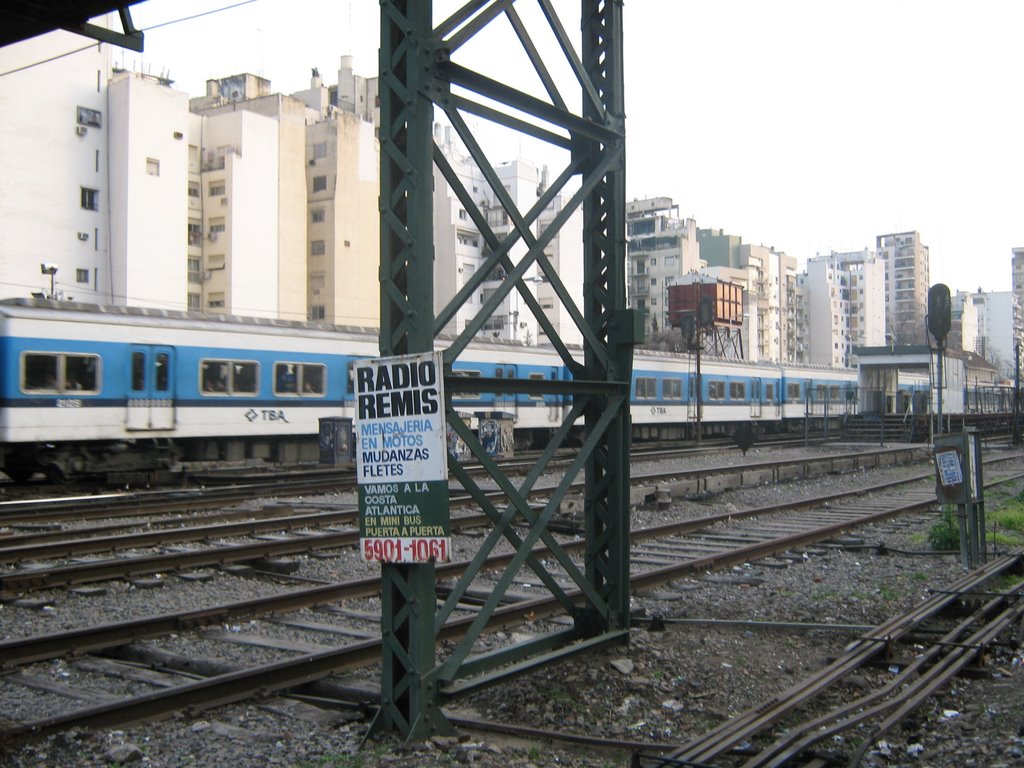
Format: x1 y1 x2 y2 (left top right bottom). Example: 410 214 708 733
1 2 145 52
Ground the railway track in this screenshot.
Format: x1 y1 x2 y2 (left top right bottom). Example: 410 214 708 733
0 446 931 592
2 446 1022 755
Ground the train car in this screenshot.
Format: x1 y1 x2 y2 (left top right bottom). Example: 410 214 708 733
0 299 574 480
0 298 862 481
0 299 381 480
628 352 858 440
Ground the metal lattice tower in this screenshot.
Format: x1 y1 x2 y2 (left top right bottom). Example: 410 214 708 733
374 0 634 738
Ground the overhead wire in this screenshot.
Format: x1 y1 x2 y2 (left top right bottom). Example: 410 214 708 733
0 0 260 79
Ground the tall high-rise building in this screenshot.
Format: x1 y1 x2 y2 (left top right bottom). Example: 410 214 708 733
626 198 702 335
0 23 193 307
189 74 311 320
800 250 885 367
876 231 930 344
699 229 795 362
1012 247 1024 316
432 125 583 345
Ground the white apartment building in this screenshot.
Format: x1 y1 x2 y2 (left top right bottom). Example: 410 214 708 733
876 230 930 344
955 290 1022 377
0 26 128 305
626 197 703 335
800 250 885 367
107 71 191 309
1012 247 1024 318
1 34 572 337
433 125 582 345
951 290 980 354
696 228 796 363
189 74 315 321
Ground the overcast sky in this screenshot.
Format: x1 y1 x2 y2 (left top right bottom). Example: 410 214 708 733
124 0 1023 295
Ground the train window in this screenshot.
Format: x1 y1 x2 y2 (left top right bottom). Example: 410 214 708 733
201 361 229 393
829 385 840 401
765 383 775 402
275 363 298 394
131 352 146 390
729 381 746 400
708 381 725 400
451 369 481 398
635 377 656 399
274 362 326 396
786 382 801 402
664 378 682 400
23 354 58 391
154 353 170 392
200 359 258 395
525 371 547 401
301 364 325 395
65 355 98 392
231 362 258 394
815 385 826 402
22 352 100 394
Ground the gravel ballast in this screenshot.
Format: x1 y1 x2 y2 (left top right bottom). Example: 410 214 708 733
2 445 1023 767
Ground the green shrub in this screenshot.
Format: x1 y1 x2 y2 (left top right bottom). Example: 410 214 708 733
928 506 961 551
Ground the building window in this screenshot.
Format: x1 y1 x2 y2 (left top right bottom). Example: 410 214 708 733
188 220 203 246
76 106 102 128
188 258 202 283
76 268 89 284
209 182 225 196
209 218 225 234
311 240 326 256
309 305 326 320
188 181 200 198
81 187 99 211
311 208 325 223
207 293 225 309
146 158 160 176
313 142 328 159
312 175 327 192
187 292 201 311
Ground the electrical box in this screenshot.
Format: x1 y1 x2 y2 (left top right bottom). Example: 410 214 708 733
933 430 979 505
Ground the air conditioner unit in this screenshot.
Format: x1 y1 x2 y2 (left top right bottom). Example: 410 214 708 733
203 271 212 281
207 232 218 242
75 125 88 136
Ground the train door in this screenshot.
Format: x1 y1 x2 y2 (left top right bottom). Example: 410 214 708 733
126 345 175 430
750 377 762 418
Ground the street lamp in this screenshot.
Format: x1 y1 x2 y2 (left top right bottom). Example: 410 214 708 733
40 264 57 299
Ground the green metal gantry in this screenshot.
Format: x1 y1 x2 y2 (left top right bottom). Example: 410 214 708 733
374 0 634 739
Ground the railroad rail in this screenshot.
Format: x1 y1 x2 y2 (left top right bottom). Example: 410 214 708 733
0 446 936 592
2 450 1022 748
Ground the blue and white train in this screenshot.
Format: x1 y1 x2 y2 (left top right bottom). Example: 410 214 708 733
0 299 858 481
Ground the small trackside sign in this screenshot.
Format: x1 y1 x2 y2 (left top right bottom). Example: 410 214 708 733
355 351 451 563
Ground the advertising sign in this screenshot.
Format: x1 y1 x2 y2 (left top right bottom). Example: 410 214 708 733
355 351 450 563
